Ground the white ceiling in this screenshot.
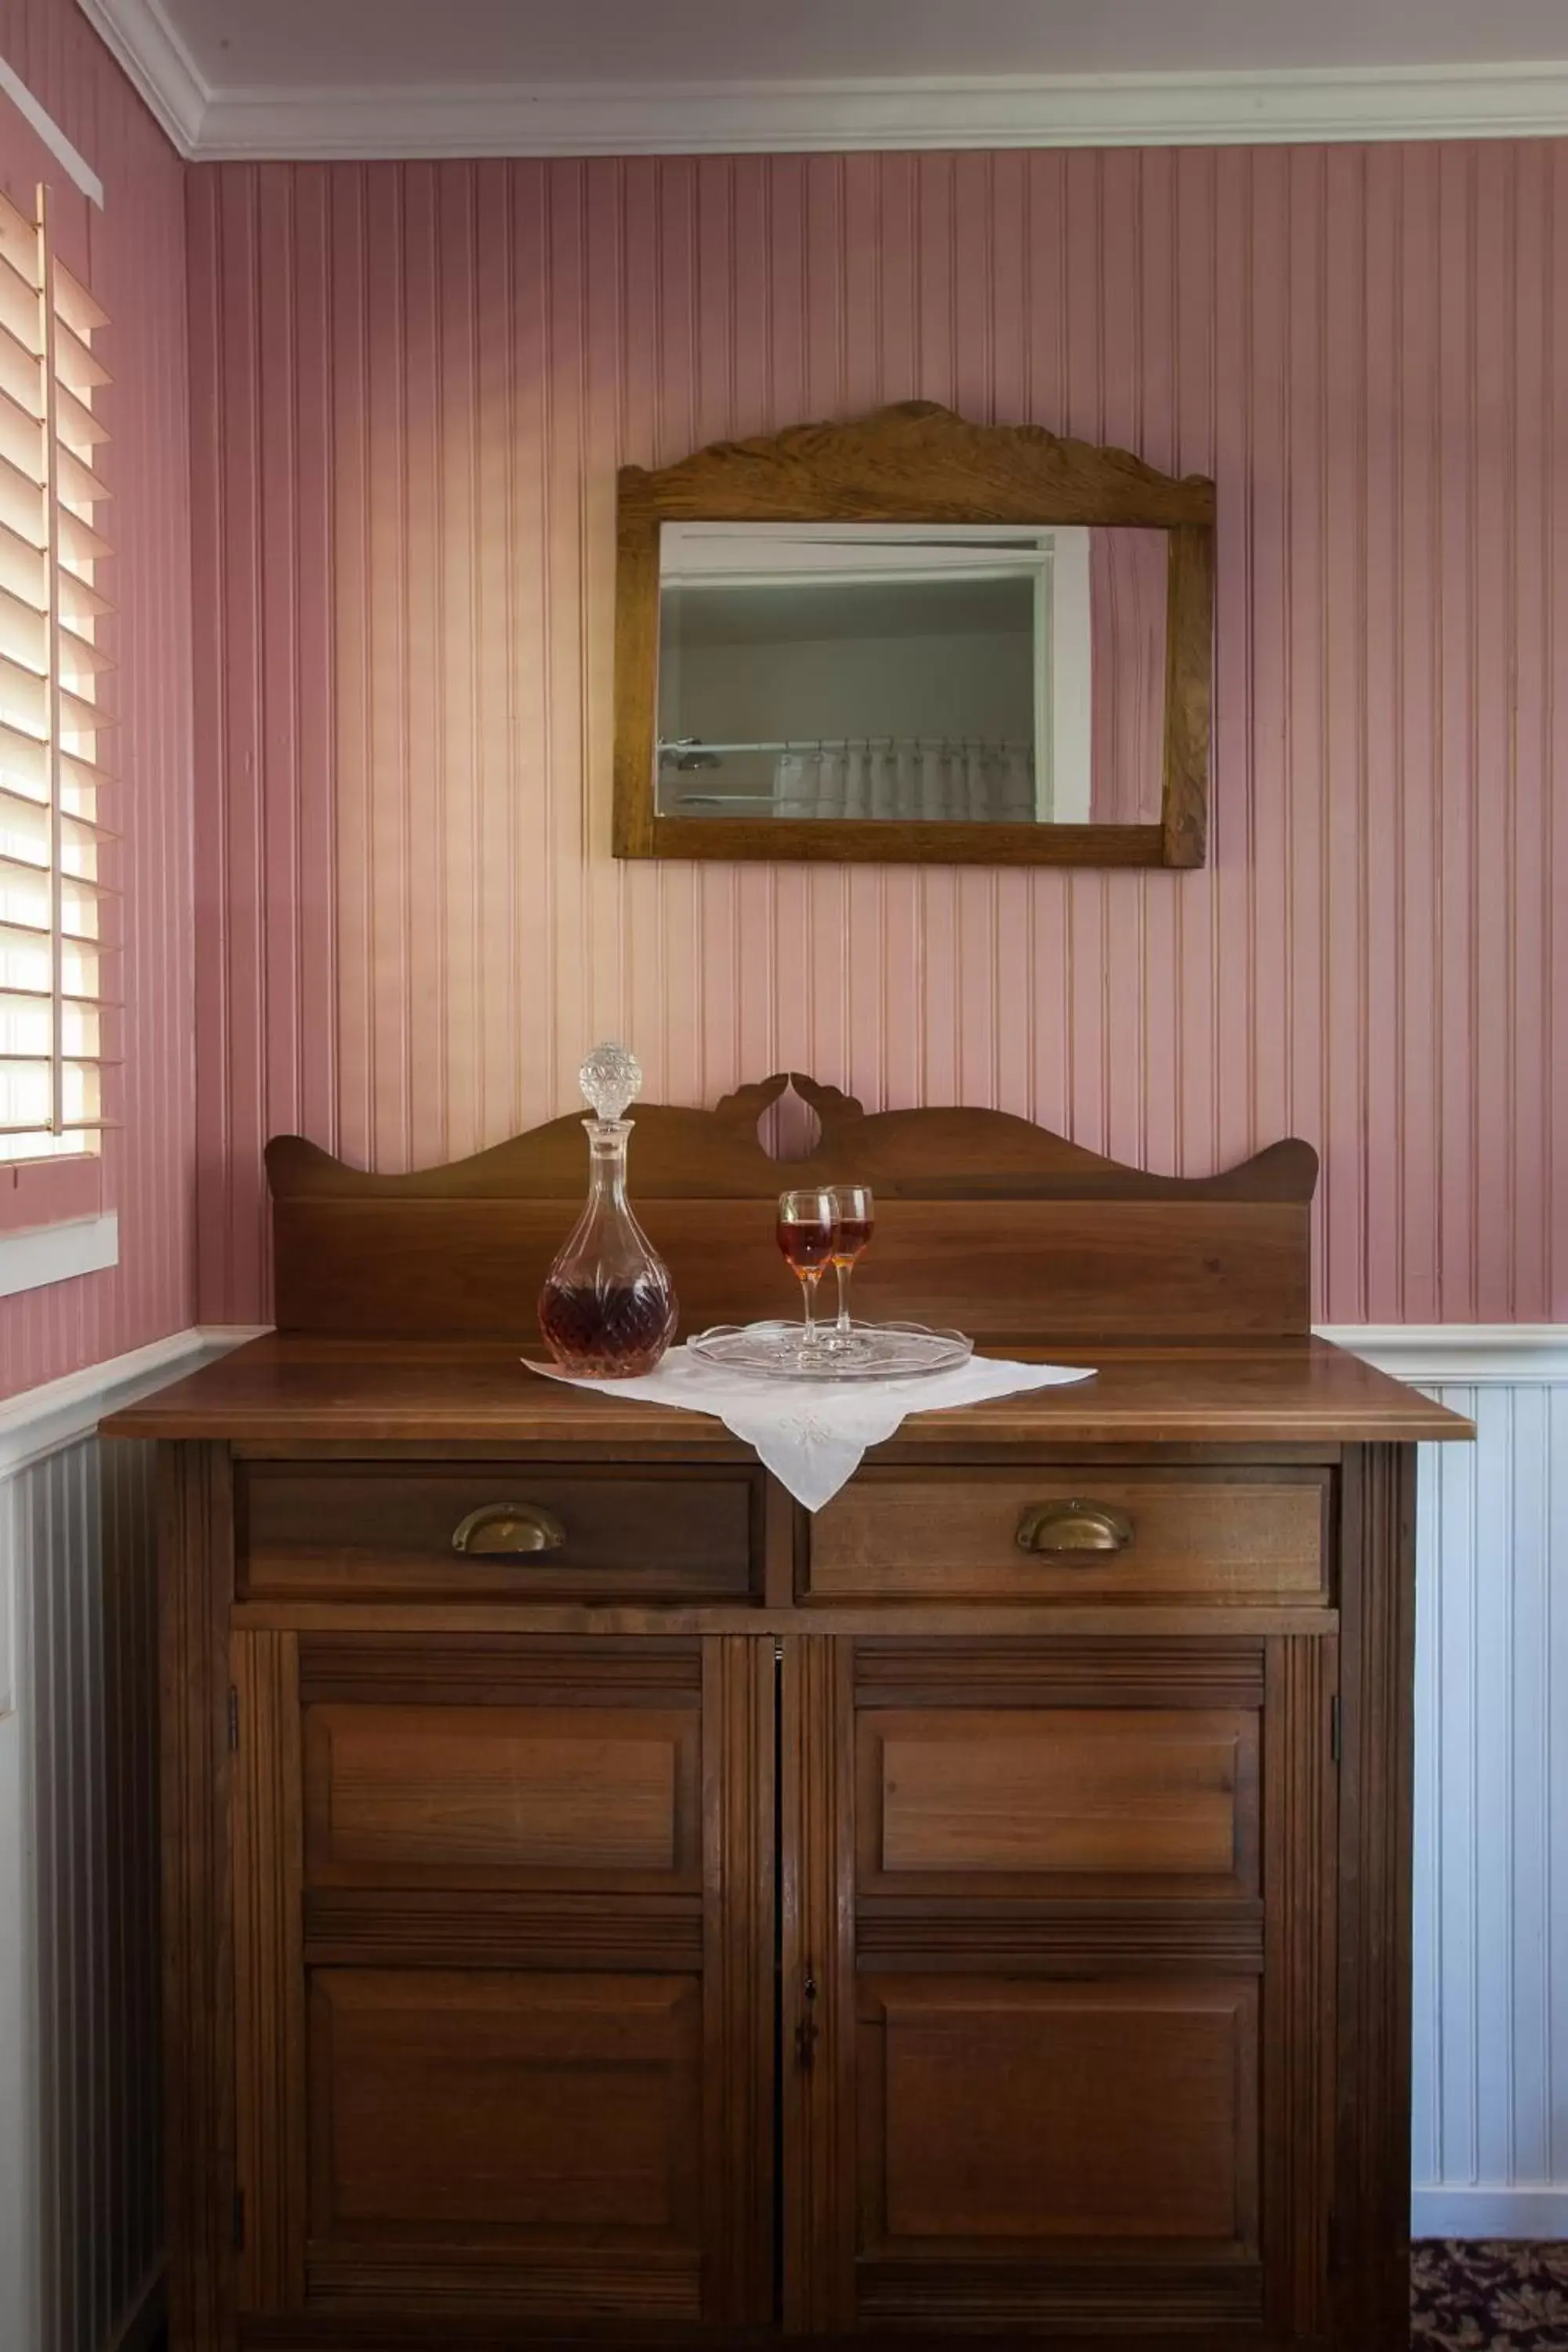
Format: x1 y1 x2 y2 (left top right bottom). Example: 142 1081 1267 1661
147 0 1568 90
78 0 1568 160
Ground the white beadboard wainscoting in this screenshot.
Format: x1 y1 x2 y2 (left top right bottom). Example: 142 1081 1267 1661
1324 1327 1568 2239
0 1330 261 2352
0 1320 1561 2352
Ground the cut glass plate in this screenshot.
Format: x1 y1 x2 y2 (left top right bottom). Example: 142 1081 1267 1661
688 1318 973 1382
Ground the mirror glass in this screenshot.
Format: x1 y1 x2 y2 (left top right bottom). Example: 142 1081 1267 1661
655 521 1169 826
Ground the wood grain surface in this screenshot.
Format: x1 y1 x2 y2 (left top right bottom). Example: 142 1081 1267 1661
107 1333 1469 1448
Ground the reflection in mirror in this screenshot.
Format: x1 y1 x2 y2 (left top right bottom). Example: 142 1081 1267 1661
655 522 1168 826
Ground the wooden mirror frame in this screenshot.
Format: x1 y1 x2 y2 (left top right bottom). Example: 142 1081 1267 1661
613 401 1214 869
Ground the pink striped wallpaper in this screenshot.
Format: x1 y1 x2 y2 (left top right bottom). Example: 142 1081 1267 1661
0 0 194 1398
187 147 1568 1327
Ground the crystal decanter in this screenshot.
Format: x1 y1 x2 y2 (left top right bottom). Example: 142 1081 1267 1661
537 1043 678 1377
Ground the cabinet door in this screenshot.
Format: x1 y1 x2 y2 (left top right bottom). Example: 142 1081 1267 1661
230 1632 774 2333
782 1634 1336 2339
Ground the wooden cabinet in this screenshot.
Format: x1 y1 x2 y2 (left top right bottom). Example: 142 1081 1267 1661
784 1635 1334 2337
140 1433 1431 2352
111 1083 1471 2350
230 1630 773 2330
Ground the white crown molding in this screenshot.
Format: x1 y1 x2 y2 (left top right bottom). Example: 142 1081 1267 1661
0 1323 270 1475
74 0 207 157
68 13 1568 162
1317 1324 1568 1386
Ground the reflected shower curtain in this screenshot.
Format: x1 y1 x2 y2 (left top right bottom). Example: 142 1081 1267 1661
771 742 1033 820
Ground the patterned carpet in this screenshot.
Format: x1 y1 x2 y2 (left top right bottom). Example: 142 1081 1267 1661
1412 2242 1568 2349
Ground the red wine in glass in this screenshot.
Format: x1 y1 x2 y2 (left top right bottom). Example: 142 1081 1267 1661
776 1216 835 1273
776 1189 837 1351
828 1185 875 1345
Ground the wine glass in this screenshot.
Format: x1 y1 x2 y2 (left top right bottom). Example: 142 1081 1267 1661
776 1188 837 1354
827 1185 875 1348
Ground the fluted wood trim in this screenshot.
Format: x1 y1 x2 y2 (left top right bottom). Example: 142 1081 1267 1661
1263 1633 1338 2337
701 1633 775 2325
780 1634 856 2332
1334 1443 1417 2352
158 1441 236 2352
231 1632 304 2312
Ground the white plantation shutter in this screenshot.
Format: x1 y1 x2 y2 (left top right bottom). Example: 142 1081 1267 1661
0 183 114 1158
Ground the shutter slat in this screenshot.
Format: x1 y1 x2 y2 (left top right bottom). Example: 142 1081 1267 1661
58 622 108 677
0 386 42 479
0 913 111 949
0 192 37 270
0 984 120 1007
0 717 45 787
52 263 107 337
58 445 107 508
0 335 40 423
58 568 109 625
55 379 103 448
0 785 114 847
60 683 110 735
0 783 114 844
0 654 44 731
0 850 111 894
0 456 43 547
57 507 110 565
0 585 45 671
53 315 107 393
0 255 41 355
0 521 45 608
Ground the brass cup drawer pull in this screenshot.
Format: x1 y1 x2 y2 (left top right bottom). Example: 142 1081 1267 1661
451 1502 568 1555
1015 1500 1134 1555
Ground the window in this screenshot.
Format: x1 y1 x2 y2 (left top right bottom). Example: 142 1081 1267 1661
0 181 112 1162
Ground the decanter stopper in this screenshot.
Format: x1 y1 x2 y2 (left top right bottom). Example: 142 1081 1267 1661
579 1040 641 1123
536 1042 677 1377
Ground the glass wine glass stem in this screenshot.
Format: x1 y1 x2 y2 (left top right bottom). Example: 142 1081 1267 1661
834 1261 852 1338
801 1269 821 1343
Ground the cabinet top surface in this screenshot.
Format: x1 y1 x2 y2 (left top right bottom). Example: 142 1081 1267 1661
101 1333 1470 1448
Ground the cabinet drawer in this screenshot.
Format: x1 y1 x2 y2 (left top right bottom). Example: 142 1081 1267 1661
804 1468 1329 1605
239 1463 759 1602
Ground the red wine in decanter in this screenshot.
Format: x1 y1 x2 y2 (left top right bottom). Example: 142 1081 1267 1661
537 1276 676 1377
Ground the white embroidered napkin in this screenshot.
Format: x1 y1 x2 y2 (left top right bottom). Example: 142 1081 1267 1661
528 1343 1095 1511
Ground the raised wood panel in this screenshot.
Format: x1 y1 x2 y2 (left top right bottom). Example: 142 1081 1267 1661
858 1976 1258 2251
306 1970 702 2303
230 1632 773 2338
241 1463 758 1603
303 1702 700 1889
858 1708 1258 1900
271 1194 1310 1345
808 1468 1329 1606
